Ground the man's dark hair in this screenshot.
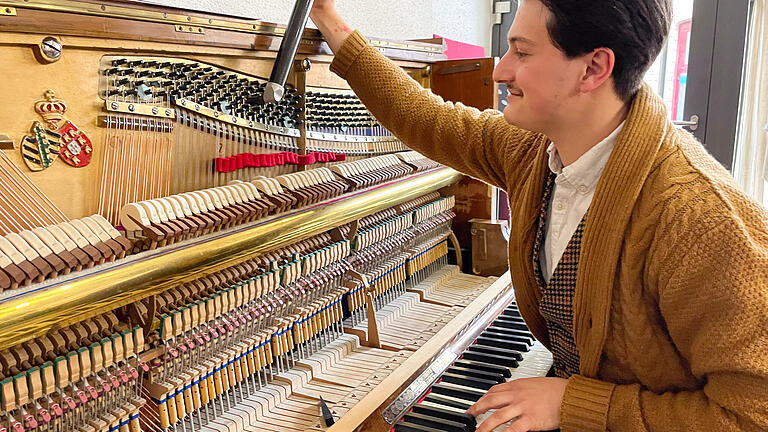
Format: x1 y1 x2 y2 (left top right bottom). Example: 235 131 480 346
538 0 672 101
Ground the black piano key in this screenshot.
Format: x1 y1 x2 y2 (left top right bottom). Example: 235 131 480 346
411 403 477 427
423 394 473 411
394 421 443 432
446 366 505 384
483 327 534 344
495 315 527 325
402 412 470 432
503 307 521 317
467 344 523 362
453 359 512 378
462 350 519 368
431 382 486 402
441 372 498 390
481 330 533 346
492 318 531 332
475 335 530 352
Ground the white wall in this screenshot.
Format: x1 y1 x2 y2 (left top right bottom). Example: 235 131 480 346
147 0 494 53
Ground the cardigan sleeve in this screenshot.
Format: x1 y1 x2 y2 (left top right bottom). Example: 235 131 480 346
330 31 542 190
560 216 768 432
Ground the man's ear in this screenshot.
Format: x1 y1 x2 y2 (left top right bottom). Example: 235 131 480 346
580 47 615 94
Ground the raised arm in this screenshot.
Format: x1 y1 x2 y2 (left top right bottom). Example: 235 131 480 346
310 2 542 189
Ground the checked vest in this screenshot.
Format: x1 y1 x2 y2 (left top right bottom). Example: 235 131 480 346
531 173 587 378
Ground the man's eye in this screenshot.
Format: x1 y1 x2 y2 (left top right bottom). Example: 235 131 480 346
515 51 528 58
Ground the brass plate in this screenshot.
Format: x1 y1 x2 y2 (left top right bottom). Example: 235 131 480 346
105 101 176 119
174 24 205 34
306 130 400 144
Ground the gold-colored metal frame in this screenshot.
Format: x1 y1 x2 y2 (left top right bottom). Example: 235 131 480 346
0 167 461 351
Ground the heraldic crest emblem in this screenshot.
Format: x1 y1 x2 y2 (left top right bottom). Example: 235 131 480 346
22 89 93 171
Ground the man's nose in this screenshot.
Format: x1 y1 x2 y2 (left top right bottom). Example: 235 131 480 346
493 53 514 84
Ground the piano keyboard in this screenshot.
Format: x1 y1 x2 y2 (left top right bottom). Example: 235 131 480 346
388 301 553 432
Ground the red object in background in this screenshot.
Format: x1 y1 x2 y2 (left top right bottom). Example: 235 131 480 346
671 19 691 121
433 34 486 60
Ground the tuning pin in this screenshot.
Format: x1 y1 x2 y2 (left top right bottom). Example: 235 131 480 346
104 67 124 75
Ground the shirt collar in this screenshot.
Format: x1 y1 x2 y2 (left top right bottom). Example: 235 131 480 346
546 122 625 192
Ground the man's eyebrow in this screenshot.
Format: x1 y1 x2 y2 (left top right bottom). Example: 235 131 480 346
508 36 535 45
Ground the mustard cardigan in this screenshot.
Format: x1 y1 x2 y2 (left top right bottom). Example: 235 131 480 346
330 31 768 431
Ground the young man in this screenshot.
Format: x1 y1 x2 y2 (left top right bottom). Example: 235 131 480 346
310 0 768 431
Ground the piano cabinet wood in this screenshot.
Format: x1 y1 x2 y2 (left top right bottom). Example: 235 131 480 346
0 2 529 431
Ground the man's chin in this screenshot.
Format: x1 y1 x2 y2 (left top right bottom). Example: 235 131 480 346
503 108 524 127
503 109 543 133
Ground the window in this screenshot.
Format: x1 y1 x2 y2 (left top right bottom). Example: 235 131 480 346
644 0 695 121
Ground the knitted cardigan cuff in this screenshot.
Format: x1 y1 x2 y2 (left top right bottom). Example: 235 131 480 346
561 375 615 432
330 30 369 78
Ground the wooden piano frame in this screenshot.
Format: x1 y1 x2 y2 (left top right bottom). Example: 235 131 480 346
0 2 507 430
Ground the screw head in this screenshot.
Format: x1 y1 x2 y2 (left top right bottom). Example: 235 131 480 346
40 36 62 61
165 109 172 116
128 104 135 112
152 107 159 115
111 102 119 110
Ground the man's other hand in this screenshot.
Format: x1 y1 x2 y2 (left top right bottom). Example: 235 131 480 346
467 377 567 432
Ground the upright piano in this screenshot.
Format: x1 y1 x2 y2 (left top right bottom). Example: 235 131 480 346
0 1 551 431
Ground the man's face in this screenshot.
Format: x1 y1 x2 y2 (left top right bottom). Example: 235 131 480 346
493 0 586 132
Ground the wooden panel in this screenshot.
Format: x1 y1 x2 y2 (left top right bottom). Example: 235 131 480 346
470 218 509 276
430 58 497 251
0 29 429 222
431 58 496 110
0 0 445 61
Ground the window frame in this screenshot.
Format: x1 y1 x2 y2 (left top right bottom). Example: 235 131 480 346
683 0 751 170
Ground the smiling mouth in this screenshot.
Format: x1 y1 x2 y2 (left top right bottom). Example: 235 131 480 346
507 88 523 97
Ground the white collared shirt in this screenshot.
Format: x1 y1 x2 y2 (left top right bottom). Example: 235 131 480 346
540 123 625 283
